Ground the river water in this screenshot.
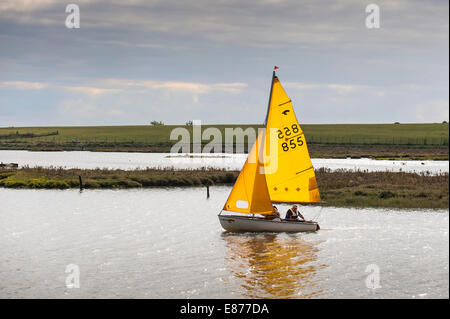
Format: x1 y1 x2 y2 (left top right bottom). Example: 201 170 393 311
0 187 448 299
0 150 448 174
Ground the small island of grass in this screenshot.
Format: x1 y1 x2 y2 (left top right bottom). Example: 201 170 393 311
1 167 447 209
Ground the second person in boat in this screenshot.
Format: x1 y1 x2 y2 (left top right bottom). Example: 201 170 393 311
264 205 281 221
285 205 306 222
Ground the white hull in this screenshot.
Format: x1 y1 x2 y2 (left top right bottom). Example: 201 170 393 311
218 215 319 233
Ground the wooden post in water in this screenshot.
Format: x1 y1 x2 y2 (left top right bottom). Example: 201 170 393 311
78 175 83 191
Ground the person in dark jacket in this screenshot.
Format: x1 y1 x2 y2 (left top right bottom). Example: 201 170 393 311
285 205 305 221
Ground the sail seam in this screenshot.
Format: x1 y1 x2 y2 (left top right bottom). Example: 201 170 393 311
269 165 315 190
296 166 314 175
285 132 304 140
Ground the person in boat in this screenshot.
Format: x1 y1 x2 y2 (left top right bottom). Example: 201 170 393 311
264 205 281 221
285 205 305 221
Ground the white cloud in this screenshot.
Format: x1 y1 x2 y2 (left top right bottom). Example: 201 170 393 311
1 79 246 96
67 86 122 95
0 0 58 13
0 81 120 96
285 82 370 94
99 79 247 94
0 81 50 89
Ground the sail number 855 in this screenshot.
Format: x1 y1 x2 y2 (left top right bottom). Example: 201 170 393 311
277 124 303 152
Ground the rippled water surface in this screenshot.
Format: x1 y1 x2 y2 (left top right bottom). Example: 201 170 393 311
0 187 448 298
0 150 448 174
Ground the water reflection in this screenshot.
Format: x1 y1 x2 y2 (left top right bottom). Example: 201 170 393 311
222 232 324 298
1 187 447 298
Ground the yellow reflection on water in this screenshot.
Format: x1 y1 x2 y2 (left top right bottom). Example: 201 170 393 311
222 233 324 298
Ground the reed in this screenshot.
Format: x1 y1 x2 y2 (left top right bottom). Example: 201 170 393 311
315 168 449 209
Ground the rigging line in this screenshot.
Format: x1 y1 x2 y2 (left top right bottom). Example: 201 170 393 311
263 71 276 127
311 208 321 222
312 206 323 222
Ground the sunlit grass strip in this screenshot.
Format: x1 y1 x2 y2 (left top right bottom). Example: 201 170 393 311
0 167 448 209
0 167 237 189
0 123 448 146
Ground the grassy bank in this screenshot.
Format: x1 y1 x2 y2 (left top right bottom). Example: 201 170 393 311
1 167 448 209
0 123 448 159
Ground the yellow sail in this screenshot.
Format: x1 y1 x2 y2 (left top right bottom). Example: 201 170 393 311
263 76 320 203
223 130 274 214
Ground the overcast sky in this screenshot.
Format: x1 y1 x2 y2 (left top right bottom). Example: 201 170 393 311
0 0 448 126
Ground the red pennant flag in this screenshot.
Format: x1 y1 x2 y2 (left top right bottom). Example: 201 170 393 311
274 66 279 70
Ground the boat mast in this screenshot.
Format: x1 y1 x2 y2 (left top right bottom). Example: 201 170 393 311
263 69 276 127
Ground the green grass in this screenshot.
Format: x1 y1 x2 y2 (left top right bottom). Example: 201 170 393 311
0 123 448 145
0 167 237 189
303 123 449 145
315 168 449 209
0 123 448 159
1 167 448 209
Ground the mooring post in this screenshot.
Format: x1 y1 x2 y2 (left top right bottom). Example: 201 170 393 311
78 175 83 191
206 185 210 198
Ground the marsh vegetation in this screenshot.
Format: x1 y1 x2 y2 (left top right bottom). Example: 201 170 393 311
1 167 447 209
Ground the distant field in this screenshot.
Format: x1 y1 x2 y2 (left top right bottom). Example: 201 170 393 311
0 123 448 145
304 123 449 145
0 123 448 159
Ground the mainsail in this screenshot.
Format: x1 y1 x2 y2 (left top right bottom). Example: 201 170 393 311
223 71 320 215
223 130 274 214
263 75 320 203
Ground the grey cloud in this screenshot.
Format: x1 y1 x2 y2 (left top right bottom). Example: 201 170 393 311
0 0 448 125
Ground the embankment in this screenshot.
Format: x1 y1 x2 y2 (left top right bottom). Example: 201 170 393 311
1 167 448 209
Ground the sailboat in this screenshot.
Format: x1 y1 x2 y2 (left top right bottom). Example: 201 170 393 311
218 68 321 232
